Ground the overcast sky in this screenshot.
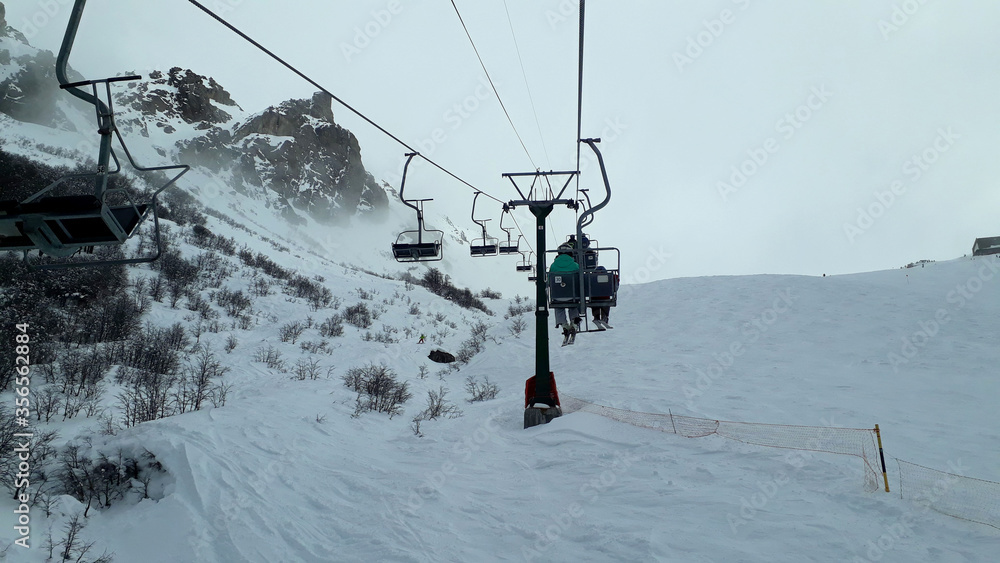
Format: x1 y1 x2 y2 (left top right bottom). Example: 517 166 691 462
9 0 1000 284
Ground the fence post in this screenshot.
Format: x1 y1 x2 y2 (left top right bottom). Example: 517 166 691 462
875 424 890 492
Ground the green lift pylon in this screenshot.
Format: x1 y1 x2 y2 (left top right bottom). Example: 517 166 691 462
504 170 578 429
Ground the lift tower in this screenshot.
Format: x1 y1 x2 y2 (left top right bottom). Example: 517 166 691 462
504 170 578 429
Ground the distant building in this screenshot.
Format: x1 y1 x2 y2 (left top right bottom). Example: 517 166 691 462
972 236 1000 256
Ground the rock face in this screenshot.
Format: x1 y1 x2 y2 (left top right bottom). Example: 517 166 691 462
179 90 388 224
0 4 388 225
0 2 82 128
116 67 242 134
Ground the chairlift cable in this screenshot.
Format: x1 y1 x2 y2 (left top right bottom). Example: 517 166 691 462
449 0 538 170
502 0 551 169
185 0 539 256
507 212 534 255
185 0 510 207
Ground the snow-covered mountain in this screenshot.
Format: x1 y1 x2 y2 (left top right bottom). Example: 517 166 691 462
1 12 386 227
0 7 517 293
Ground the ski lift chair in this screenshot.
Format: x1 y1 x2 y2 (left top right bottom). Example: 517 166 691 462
0 193 147 256
392 225 444 262
1 75 189 268
516 250 533 272
497 210 520 255
469 235 499 256
498 236 519 255
469 192 499 257
391 153 444 262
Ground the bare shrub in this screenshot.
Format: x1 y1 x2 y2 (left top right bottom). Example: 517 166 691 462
279 321 306 344
470 321 490 343
509 316 527 337
253 346 284 371
299 340 330 354
342 363 411 418
343 303 372 328
224 334 239 353
480 288 502 299
293 358 323 381
319 314 345 338
465 375 499 402
505 301 533 319
455 337 483 365
215 288 253 318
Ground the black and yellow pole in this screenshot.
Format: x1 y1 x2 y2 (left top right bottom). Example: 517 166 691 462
874 424 890 492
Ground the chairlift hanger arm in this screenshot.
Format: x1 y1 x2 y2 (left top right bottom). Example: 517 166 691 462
470 191 491 237
397 152 423 217
56 0 101 108
578 189 594 229
577 138 611 229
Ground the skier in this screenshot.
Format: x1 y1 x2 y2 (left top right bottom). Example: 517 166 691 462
550 244 581 345
418 334 426 344
590 265 617 330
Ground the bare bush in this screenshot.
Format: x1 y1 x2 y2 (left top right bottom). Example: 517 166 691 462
343 303 373 328
225 334 239 353
293 358 323 381
505 301 534 319
480 288 502 299
177 346 229 412
455 337 483 365
279 321 306 344
465 375 499 402
215 288 253 318
509 316 528 337
419 387 462 420
319 314 345 338
299 340 330 354
53 512 114 563
342 363 411 418
56 445 166 517
470 321 490 343
253 346 284 371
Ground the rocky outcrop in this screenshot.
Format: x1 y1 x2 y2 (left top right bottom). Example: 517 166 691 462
117 67 241 131
183 91 388 223
1 7 389 225
0 2 83 128
164 67 238 125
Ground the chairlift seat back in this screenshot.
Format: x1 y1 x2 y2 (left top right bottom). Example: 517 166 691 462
548 272 581 307
470 243 499 257
586 268 619 307
391 228 444 262
392 241 441 261
499 243 520 255
0 195 148 253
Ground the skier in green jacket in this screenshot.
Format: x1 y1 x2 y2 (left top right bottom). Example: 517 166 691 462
550 244 582 342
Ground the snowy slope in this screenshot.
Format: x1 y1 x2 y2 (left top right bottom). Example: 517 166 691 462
2 254 998 562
